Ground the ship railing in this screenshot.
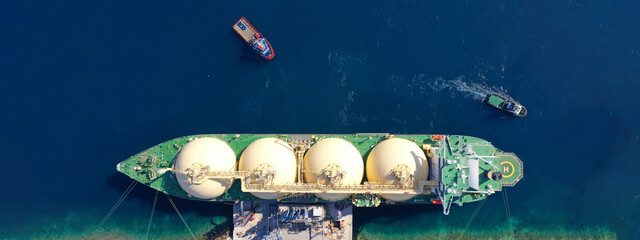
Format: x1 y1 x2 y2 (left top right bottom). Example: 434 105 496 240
241 180 438 194
205 170 251 178
164 169 251 178
167 168 440 194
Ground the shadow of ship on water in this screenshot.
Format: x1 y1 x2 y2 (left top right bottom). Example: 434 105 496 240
105 173 233 217
105 173 234 238
107 173 444 239
352 203 441 237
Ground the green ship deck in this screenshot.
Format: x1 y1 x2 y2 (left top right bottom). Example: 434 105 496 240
487 94 506 106
485 94 527 117
117 134 522 215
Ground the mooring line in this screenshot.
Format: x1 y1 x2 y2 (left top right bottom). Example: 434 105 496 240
458 198 486 240
145 190 159 240
165 193 196 240
100 181 136 227
502 188 514 238
98 180 137 228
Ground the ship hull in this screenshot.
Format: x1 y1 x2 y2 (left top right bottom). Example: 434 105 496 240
484 94 527 117
233 17 274 60
117 133 522 214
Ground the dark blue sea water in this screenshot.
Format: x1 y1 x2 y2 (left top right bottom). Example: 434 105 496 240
1 0 639 239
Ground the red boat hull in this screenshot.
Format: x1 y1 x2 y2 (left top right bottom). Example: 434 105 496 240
233 17 275 60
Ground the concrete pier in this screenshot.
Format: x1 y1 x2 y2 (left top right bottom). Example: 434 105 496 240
233 201 352 240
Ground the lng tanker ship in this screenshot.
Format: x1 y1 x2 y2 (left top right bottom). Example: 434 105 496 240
117 134 522 239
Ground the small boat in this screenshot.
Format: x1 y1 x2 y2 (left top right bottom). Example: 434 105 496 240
484 93 527 117
232 17 274 60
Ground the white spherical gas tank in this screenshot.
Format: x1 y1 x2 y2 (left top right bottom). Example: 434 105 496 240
174 138 236 199
366 138 428 201
303 138 364 201
239 138 297 199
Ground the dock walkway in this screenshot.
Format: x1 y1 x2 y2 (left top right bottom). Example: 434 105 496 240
233 201 352 240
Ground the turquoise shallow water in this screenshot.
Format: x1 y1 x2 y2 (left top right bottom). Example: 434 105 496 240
1 0 639 239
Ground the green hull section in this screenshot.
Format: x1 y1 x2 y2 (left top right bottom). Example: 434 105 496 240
117 134 523 214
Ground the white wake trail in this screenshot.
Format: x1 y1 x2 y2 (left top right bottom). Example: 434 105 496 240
427 77 511 101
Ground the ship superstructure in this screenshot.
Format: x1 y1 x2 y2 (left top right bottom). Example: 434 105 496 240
117 134 522 215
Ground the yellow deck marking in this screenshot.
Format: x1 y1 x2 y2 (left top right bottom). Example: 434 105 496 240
501 161 515 178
